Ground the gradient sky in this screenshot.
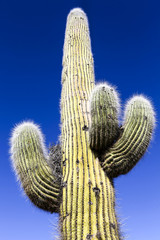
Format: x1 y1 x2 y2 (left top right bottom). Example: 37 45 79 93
0 0 160 239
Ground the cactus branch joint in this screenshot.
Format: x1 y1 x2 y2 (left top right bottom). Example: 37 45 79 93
10 8 155 240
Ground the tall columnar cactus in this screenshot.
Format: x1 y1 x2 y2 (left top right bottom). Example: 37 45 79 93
10 8 155 240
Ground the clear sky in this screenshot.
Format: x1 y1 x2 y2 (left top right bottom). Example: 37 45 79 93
0 0 160 239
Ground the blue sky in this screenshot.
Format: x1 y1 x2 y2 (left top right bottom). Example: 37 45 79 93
0 0 160 239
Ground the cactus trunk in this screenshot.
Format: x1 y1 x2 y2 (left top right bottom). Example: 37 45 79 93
60 9 120 240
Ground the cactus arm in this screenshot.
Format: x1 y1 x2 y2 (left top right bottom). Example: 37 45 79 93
101 96 155 178
89 83 120 152
10 122 61 213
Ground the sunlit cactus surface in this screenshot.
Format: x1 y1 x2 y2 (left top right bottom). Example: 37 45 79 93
10 8 155 240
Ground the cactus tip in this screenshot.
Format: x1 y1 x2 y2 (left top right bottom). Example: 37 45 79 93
10 121 48 162
69 8 85 15
124 94 156 127
90 82 121 114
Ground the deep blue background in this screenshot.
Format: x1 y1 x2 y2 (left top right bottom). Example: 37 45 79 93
0 0 160 239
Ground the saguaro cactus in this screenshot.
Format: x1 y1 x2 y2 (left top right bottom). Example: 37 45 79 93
10 8 155 240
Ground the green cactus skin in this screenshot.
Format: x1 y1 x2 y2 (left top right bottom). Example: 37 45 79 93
10 8 155 240
101 96 155 178
89 83 120 152
10 122 61 213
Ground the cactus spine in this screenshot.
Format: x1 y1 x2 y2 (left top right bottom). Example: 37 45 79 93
10 8 155 240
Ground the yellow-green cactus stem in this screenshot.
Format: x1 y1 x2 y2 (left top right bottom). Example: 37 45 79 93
101 96 155 178
89 83 120 152
10 122 61 213
61 8 120 240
